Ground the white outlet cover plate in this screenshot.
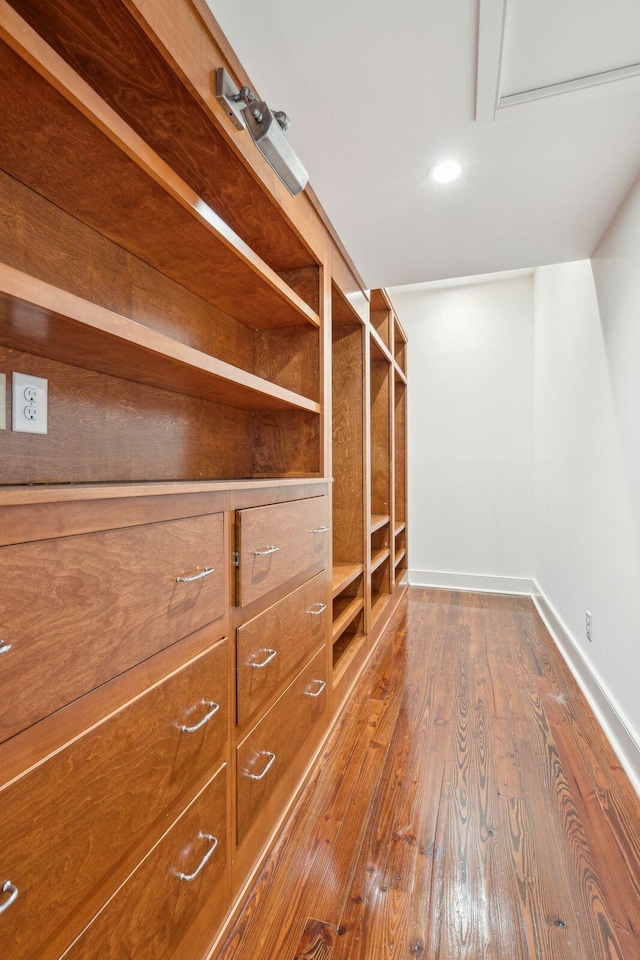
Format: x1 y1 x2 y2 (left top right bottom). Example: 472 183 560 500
0 372 6 430
12 371 48 434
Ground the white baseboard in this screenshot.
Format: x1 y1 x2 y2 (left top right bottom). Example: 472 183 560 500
532 583 640 797
408 569 534 595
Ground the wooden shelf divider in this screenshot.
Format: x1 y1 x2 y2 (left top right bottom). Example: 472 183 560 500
370 547 390 574
370 592 391 625
331 562 364 600
0 264 319 413
394 522 406 537
332 596 365 644
0 10 320 332
394 548 407 567
369 327 393 364
369 514 390 534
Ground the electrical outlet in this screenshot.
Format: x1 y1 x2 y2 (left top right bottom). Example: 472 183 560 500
0 373 6 430
12 372 48 435
586 611 592 642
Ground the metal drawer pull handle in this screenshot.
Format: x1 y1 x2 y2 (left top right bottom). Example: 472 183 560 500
176 567 215 583
305 679 326 698
0 881 18 914
310 526 330 534
246 750 276 781
253 545 279 556
0 641 11 655
250 648 277 669
177 833 218 882
306 602 327 616
179 700 220 733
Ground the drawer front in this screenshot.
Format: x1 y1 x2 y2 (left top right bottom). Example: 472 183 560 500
0 639 228 960
0 513 225 742
236 646 327 843
61 765 228 960
236 572 328 726
236 496 329 606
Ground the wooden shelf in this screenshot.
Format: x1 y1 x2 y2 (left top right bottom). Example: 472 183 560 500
370 328 393 364
394 548 407 567
332 562 364 600
394 364 407 384
333 631 366 687
370 547 390 574
370 592 391 625
0 15 319 332
0 265 319 413
394 522 406 537
332 596 365 644
369 514 390 533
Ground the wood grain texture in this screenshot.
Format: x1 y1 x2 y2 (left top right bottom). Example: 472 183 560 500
253 326 320 403
0 265 320 414
0 641 228 960
0 347 254 484
253 411 321 479
0 169 254 373
292 918 338 959
237 572 328 727
61 764 229 960
0 34 313 329
236 496 329 607
6 0 314 275
236 647 327 844
332 324 365 565
0 511 225 741
214 589 640 960
369 357 391 518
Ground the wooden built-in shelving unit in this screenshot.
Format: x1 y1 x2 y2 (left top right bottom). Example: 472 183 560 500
0 2 408 957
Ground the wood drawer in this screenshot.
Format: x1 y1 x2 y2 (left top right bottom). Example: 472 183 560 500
236 496 329 606
236 646 327 843
236 572 328 727
61 764 228 960
0 513 225 743
0 639 228 960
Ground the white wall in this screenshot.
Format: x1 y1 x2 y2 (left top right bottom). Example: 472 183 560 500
392 277 535 591
534 175 640 767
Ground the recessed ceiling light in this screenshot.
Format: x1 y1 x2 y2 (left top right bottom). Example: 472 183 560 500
429 160 462 184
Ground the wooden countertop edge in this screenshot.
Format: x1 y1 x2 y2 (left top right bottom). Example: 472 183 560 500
0 478 332 506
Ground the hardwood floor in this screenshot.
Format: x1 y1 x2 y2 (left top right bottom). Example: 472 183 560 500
216 588 640 959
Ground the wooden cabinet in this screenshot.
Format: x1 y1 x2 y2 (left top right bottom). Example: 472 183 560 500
0 514 225 742
0 2 407 957
0 639 228 960
236 647 327 844
236 496 330 606
62 764 229 960
236 572 328 727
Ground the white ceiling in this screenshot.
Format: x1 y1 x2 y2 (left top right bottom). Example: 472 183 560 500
207 0 640 289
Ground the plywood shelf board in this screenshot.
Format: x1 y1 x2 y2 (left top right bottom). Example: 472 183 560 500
6 0 317 278
0 17 319 331
369 514 390 533
394 522 406 536
332 562 364 599
394 548 407 567
332 631 366 687
0 265 320 413
370 547 390 573
332 596 365 644
394 364 407 384
369 328 392 364
370 591 391 625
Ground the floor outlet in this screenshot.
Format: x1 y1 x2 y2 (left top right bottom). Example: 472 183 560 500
586 611 592 642
12 372 48 434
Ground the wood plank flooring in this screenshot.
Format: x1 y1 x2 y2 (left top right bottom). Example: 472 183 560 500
216 588 640 960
